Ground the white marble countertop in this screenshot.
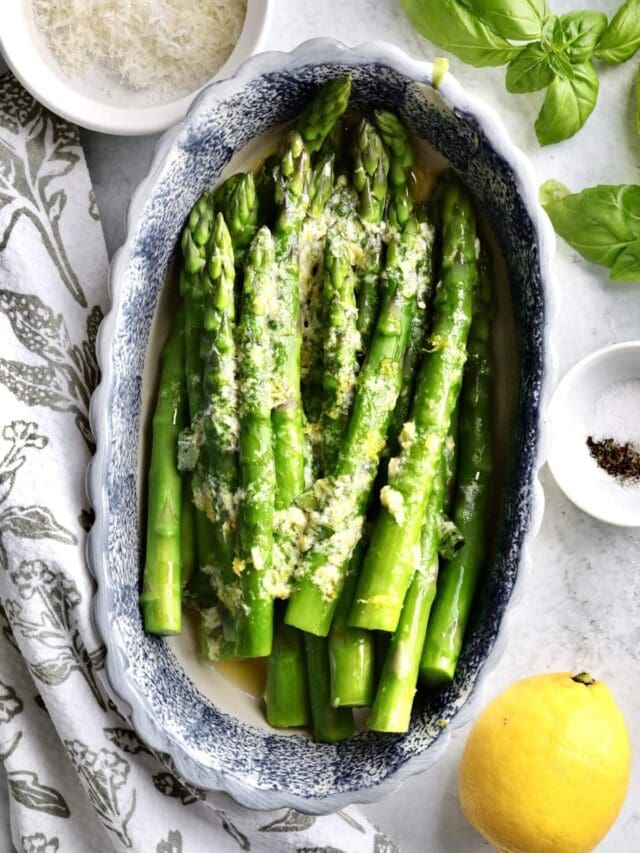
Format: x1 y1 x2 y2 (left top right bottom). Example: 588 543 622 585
6 0 640 849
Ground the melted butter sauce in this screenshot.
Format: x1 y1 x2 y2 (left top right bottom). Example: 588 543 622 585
215 657 267 698
412 160 438 205
180 607 267 698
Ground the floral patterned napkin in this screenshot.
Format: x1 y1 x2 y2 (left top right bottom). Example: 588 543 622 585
0 73 397 853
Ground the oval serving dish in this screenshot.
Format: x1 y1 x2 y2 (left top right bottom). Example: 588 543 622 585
87 39 556 813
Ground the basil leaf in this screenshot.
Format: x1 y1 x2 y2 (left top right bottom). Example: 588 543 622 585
401 0 521 67
595 0 640 64
540 182 640 268
611 237 640 281
535 61 598 145
541 14 563 51
547 51 574 79
560 11 608 62
505 43 553 93
469 0 548 40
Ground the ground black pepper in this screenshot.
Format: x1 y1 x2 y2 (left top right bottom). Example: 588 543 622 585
586 436 640 484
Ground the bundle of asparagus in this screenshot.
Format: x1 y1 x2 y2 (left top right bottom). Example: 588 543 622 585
141 76 494 740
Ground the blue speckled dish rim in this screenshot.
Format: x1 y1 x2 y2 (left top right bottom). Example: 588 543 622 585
86 39 559 813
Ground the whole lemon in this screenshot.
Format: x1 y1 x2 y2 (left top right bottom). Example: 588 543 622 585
459 672 630 853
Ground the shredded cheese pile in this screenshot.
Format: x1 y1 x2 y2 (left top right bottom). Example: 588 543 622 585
31 0 247 99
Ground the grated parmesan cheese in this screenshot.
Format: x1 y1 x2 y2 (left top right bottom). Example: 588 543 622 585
31 0 247 101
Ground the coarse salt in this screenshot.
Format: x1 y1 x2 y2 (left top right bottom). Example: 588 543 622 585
589 380 640 448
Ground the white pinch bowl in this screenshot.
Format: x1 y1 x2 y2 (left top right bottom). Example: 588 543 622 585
548 341 640 527
0 0 272 135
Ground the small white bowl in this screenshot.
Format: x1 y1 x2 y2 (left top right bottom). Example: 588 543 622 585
548 342 640 527
0 0 272 135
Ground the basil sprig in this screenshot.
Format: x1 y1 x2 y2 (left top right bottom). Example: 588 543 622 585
402 0 640 146
541 180 640 281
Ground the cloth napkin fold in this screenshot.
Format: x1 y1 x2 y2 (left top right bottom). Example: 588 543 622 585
0 73 396 853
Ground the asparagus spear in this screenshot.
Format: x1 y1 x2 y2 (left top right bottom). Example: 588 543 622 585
304 633 355 742
270 130 311 508
141 310 186 635
285 223 428 636
321 234 361 473
214 172 258 267
198 213 238 563
235 226 276 657
373 109 414 232
386 206 435 445
367 434 454 732
300 154 337 427
266 604 311 728
180 190 215 424
271 79 351 507
420 250 493 687
317 225 368 713
178 191 218 580
297 77 351 155
350 173 477 634
353 118 389 352
328 543 374 708
266 145 342 712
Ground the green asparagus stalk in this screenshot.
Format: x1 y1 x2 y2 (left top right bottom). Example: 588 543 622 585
141 310 186 635
319 118 346 172
214 172 258 267
328 544 374 708
373 109 414 232
271 80 351 507
321 234 361 473
285 223 428 636
420 250 493 687
353 118 389 352
235 227 277 657
350 173 477 634
266 604 311 728
178 191 218 578
386 208 435 444
270 130 311 509
297 77 351 155
199 213 238 557
300 154 336 427
181 190 215 424
304 633 355 742
301 174 361 433
368 444 450 732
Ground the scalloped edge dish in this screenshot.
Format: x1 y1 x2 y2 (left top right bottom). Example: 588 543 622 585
87 39 558 812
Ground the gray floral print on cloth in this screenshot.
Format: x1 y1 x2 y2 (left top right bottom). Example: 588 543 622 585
65 740 137 847
0 75 86 307
8 770 70 818
0 420 76 572
0 292 102 449
21 832 60 853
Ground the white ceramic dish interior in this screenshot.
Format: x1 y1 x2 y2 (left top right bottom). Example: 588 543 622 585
548 341 640 527
0 0 272 135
